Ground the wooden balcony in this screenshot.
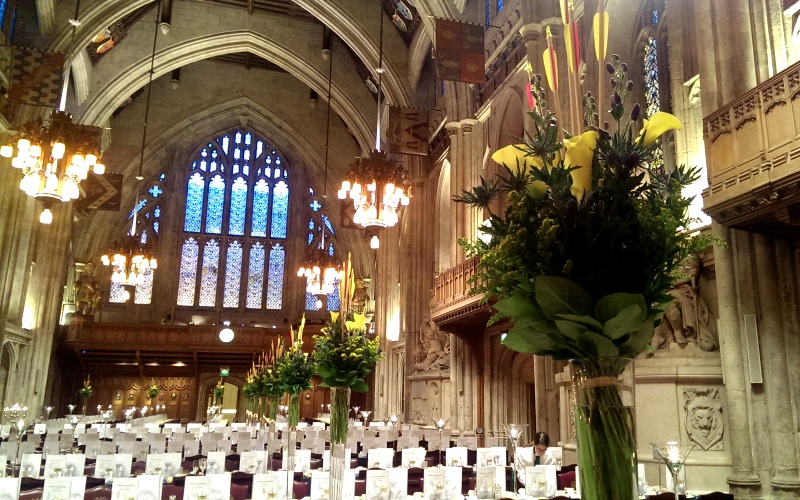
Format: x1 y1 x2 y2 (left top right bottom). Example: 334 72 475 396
431 257 492 331
703 61 800 232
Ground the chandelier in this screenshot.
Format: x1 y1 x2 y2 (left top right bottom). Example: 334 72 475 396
0 111 104 224
297 243 341 298
101 207 157 300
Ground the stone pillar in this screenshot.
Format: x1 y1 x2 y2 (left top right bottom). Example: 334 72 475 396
752 234 800 490
445 120 481 267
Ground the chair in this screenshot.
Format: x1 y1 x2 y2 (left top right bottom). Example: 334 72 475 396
19 478 45 491
161 483 183 500
697 493 734 500
556 470 576 490
354 479 366 496
407 467 424 494
85 477 106 489
646 493 686 500
230 481 249 500
131 460 147 475
292 480 309 499
19 487 43 500
84 485 113 500
559 463 577 473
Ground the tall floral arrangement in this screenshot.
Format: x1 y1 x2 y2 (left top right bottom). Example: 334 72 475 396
456 54 715 499
147 379 160 401
275 316 315 428
212 379 225 405
243 339 285 422
78 376 93 400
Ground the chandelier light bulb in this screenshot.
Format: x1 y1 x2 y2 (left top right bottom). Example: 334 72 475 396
17 139 30 152
39 208 53 224
150 258 157 269
121 289 130 302
84 153 97 165
29 145 42 157
44 173 58 192
370 235 380 249
93 163 105 174
0 145 11 157
51 142 66 159
101 255 110 266
219 327 235 343
72 154 84 166
315 299 323 309
337 189 346 199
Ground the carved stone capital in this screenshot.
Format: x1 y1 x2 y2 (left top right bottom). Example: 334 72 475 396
460 119 478 135
519 23 542 44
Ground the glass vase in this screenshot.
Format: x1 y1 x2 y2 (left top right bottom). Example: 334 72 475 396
329 386 351 500
287 393 300 429
285 393 300 474
570 358 637 500
269 397 279 422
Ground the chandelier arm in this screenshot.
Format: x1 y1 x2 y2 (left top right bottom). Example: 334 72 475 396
137 0 164 181
375 2 384 152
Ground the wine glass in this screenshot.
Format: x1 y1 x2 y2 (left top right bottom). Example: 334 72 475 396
190 461 199 475
198 458 207 475
651 441 695 500
360 410 372 427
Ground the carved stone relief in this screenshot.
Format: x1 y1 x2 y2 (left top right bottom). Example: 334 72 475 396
413 318 450 373
683 388 724 451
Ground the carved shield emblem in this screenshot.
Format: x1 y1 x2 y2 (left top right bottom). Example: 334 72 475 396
683 388 724 451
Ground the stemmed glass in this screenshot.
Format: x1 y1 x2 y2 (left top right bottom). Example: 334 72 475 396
351 406 360 421
198 458 207 475
651 441 695 499
44 406 53 421
432 418 449 468
360 410 372 427
503 423 528 491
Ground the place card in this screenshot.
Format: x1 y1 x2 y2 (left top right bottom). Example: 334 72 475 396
292 450 311 473
182 476 208 500
0 477 20 500
111 477 138 500
167 441 183 455
117 441 134 456
163 453 182 477
33 424 46 435
455 436 477 450
206 472 231 500
20 453 42 478
0 455 7 478
42 477 72 500
44 455 67 478
66 476 86 500
366 469 390 499
422 468 446 499
94 455 117 480
100 442 117 455
237 438 252 452
133 442 149 462
367 448 393 469
205 451 226 475
475 466 504 499
445 447 467 467
215 441 232 454
182 440 200 457
252 471 289 500
401 447 425 468
322 447 351 472
0 442 17 461
116 454 133 478
310 470 330 500
524 465 557 497
387 467 407 500
515 446 534 474
137 474 162 500
241 451 268 474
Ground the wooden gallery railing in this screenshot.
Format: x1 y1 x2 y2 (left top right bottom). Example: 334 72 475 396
703 61 800 227
430 257 486 323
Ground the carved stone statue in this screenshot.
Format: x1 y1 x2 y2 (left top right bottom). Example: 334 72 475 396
683 388 724 451
73 263 103 316
652 255 718 352
413 318 450 373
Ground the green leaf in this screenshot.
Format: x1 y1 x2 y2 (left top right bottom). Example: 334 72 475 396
554 320 586 341
502 320 560 355
494 294 546 321
617 320 655 359
603 304 647 340
555 314 603 332
594 293 647 324
535 276 593 320
318 380 331 388
351 379 369 393
576 330 620 358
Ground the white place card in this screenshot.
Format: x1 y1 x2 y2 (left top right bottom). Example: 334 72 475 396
207 472 231 500
117 441 134 455
145 454 166 475
133 442 149 462
215 441 232 455
182 476 208 500
66 476 86 500
237 438 252 452
137 474 162 500
116 454 133 478
366 469 390 499
163 453 182 477
241 451 268 474
166 441 182 455
20 453 42 478
401 447 425 468
94 455 117 479
455 436 478 450
515 446 535 479
445 447 468 467
0 443 17 461
252 471 289 500
84 441 101 460
310 470 329 500
65 454 85 478
322 447 351 472
367 448 394 469
182 441 199 457
44 455 67 478
42 477 71 500
111 478 138 500
0 456 7 478
525 465 557 497
387 467 407 500
549 446 563 468
423 467 449 499
100 442 117 455
475 466 504 499
0 477 20 500
206 451 226 475
476 447 506 467
33 424 46 435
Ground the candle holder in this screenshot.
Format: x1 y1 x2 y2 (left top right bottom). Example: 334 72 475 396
504 423 528 492
44 406 53 421
432 418 449 467
651 442 694 500
67 404 75 415
3 404 27 441
359 410 372 427
351 406 360 420
388 414 399 428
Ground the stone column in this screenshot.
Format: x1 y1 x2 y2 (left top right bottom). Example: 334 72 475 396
712 223 761 491
752 234 800 490
445 119 481 267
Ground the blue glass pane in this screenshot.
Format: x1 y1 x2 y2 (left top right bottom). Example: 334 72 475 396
322 214 334 235
153 221 160 234
497 0 504 13
652 9 659 24
129 199 147 219
205 175 225 234
246 242 265 309
256 140 263 159
229 177 248 236
266 243 285 310
140 231 147 244
199 239 220 307
177 238 199 306
251 179 270 237
109 282 127 304
154 206 161 218
134 270 154 304
326 278 341 311
184 173 204 232
309 200 322 212
305 292 319 311
328 242 334 257
222 136 229 154
223 241 243 308
159 173 166 182
643 36 662 168
148 185 163 198
485 0 491 24
270 180 289 238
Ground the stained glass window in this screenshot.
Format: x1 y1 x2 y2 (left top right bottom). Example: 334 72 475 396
266 244 285 309
270 181 289 238
643 35 662 167
223 241 243 308
651 9 659 24
148 185 163 198
229 177 248 236
247 242 265 308
305 292 319 310
485 0 491 25
497 0 504 13
0 0 8 31
178 128 291 309
134 270 154 304
109 282 128 304
199 240 220 307
327 278 341 311
177 238 199 306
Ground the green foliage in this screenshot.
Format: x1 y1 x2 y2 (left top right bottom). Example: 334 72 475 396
313 313 383 393
275 341 316 395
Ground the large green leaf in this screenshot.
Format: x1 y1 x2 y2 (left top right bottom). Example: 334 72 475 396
617 320 655 359
603 303 647 340
554 320 586 341
555 314 603 332
594 293 647 324
535 277 593 320
576 330 620 358
502 319 561 355
494 294 546 321
351 379 369 393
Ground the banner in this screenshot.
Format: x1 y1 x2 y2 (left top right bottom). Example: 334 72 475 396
79 172 123 211
388 106 429 156
7 47 65 107
435 18 485 84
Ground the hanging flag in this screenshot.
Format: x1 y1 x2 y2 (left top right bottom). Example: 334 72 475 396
7 47 66 107
78 172 124 211
435 18 485 84
388 106 429 156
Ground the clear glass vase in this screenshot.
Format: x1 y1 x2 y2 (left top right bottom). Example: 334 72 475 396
329 386 351 500
570 358 637 500
285 393 300 474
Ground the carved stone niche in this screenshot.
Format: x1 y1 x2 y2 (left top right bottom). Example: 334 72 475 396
683 388 724 451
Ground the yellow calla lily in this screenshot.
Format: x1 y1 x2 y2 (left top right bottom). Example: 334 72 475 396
346 313 367 332
638 111 682 146
491 144 529 171
330 311 339 324
564 131 600 202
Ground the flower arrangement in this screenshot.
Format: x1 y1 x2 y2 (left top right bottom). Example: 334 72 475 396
456 54 716 500
275 316 316 427
243 339 286 421
147 379 160 400
212 379 225 403
78 376 93 399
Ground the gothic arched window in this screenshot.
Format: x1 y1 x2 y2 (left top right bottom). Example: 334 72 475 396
639 0 668 168
304 189 340 312
177 129 289 310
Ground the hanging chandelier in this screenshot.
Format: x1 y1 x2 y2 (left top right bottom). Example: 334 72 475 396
101 207 158 297
0 111 104 224
297 243 341 298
